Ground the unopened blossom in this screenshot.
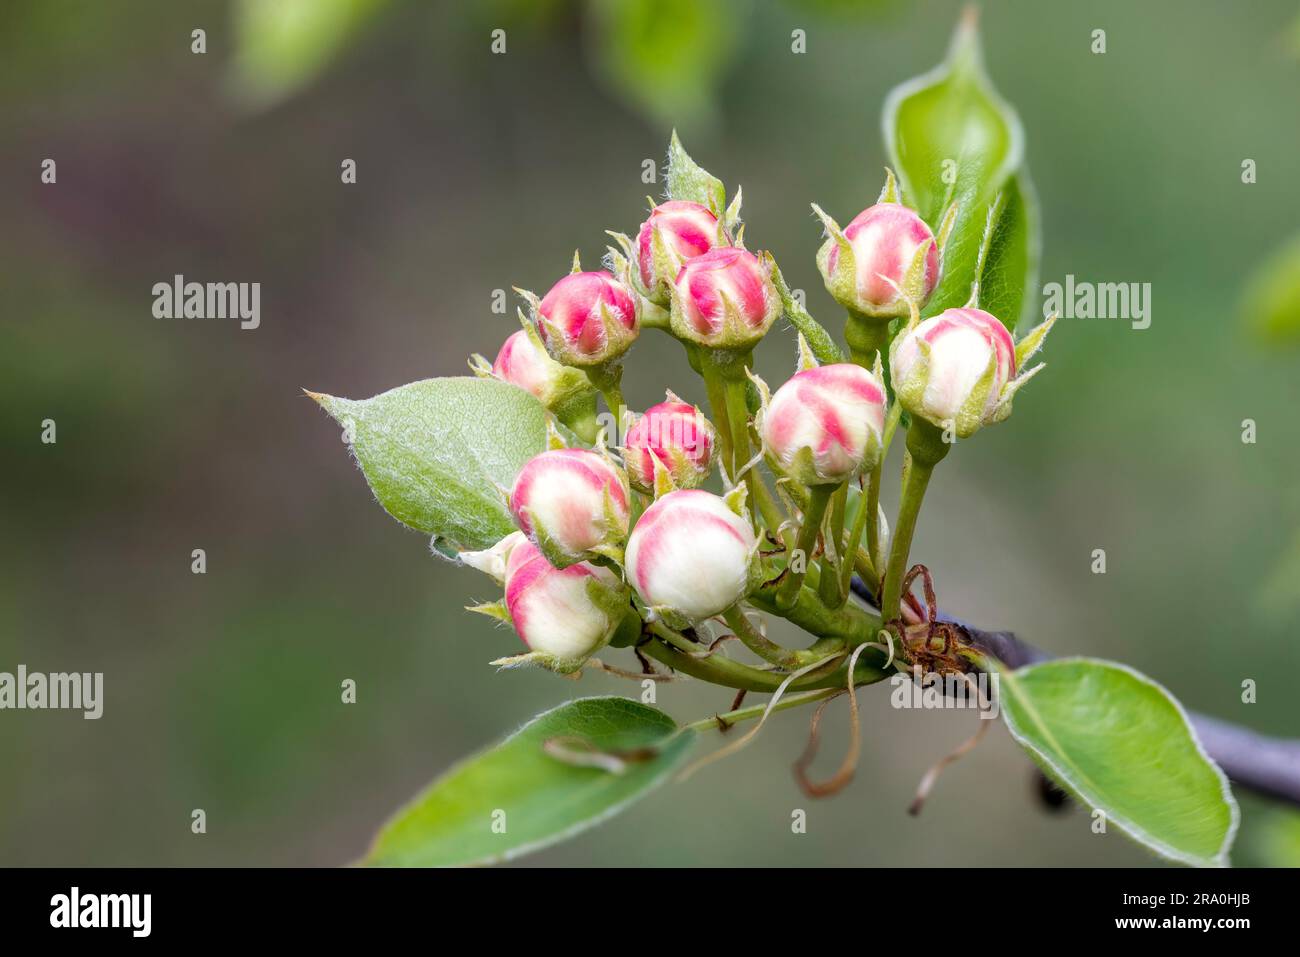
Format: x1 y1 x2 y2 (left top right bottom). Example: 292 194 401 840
890 306 1055 438
670 247 780 349
622 396 716 493
625 489 757 622
534 271 639 366
636 200 719 293
483 329 594 409
503 538 625 666
762 364 887 485
510 448 629 566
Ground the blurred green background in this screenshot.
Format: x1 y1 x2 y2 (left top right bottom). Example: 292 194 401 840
3 0 1298 867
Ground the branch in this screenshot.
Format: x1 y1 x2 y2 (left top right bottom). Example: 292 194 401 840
849 577 1300 807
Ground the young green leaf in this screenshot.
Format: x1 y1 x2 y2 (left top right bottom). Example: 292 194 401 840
882 9 1036 331
309 376 548 552
997 657 1239 867
364 696 694 866
949 171 1040 330
666 130 726 215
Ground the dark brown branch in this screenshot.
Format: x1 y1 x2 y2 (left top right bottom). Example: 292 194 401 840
849 577 1300 807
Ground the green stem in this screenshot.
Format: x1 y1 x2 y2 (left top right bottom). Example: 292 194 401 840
818 482 848 607
749 576 879 642
845 310 890 368
878 419 950 628
840 478 871 599
866 403 904 572
584 363 626 437
698 358 734 469
722 374 752 478
776 484 833 610
721 373 781 537
683 688 841 733
722 605 806 669
641 634 888 694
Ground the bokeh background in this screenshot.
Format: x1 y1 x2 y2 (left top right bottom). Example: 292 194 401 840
3 0 1299 867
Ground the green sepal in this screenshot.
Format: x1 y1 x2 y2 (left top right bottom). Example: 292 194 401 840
467 600 511 624
766 253 845 364
723 185 744 235
877 167 900 204
666 129 726 216
1014 314 1057 368
795 332 819 372
651 450 678 498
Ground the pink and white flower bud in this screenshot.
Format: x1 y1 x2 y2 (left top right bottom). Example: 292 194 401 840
891 307 1021 438
489 330 592 408
625 489 758 623
510 448 630 567
622 397 716 494
536 271 639 367
636 200 719 293
817 203 939 319
504 538 625 666
670 247 780 349
762 364 887 485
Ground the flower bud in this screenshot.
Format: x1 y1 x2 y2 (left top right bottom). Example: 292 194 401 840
636 200 719 296
762 364 887 485
503 538 626 669
534 271 639 367
670 247 780 349
510 448 630 567
890 307 1054 438
622 395 716 494
481 328 596 411
817 202 939 319
625 489 758 623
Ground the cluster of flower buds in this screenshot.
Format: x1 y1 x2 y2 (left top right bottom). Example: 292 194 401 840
814 170 953 320
621 393 716 493
461 532 628 673
760 360 887 486
453 133 1059 680
890 306 1056 438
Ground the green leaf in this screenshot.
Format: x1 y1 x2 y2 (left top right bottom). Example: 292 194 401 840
310 376 548 551
998 657 1239 867
227 0 388 110
1240 232 1300 346
957 171 1040 331
364 696 694 866
665 130 726 215
883 10 1034 330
